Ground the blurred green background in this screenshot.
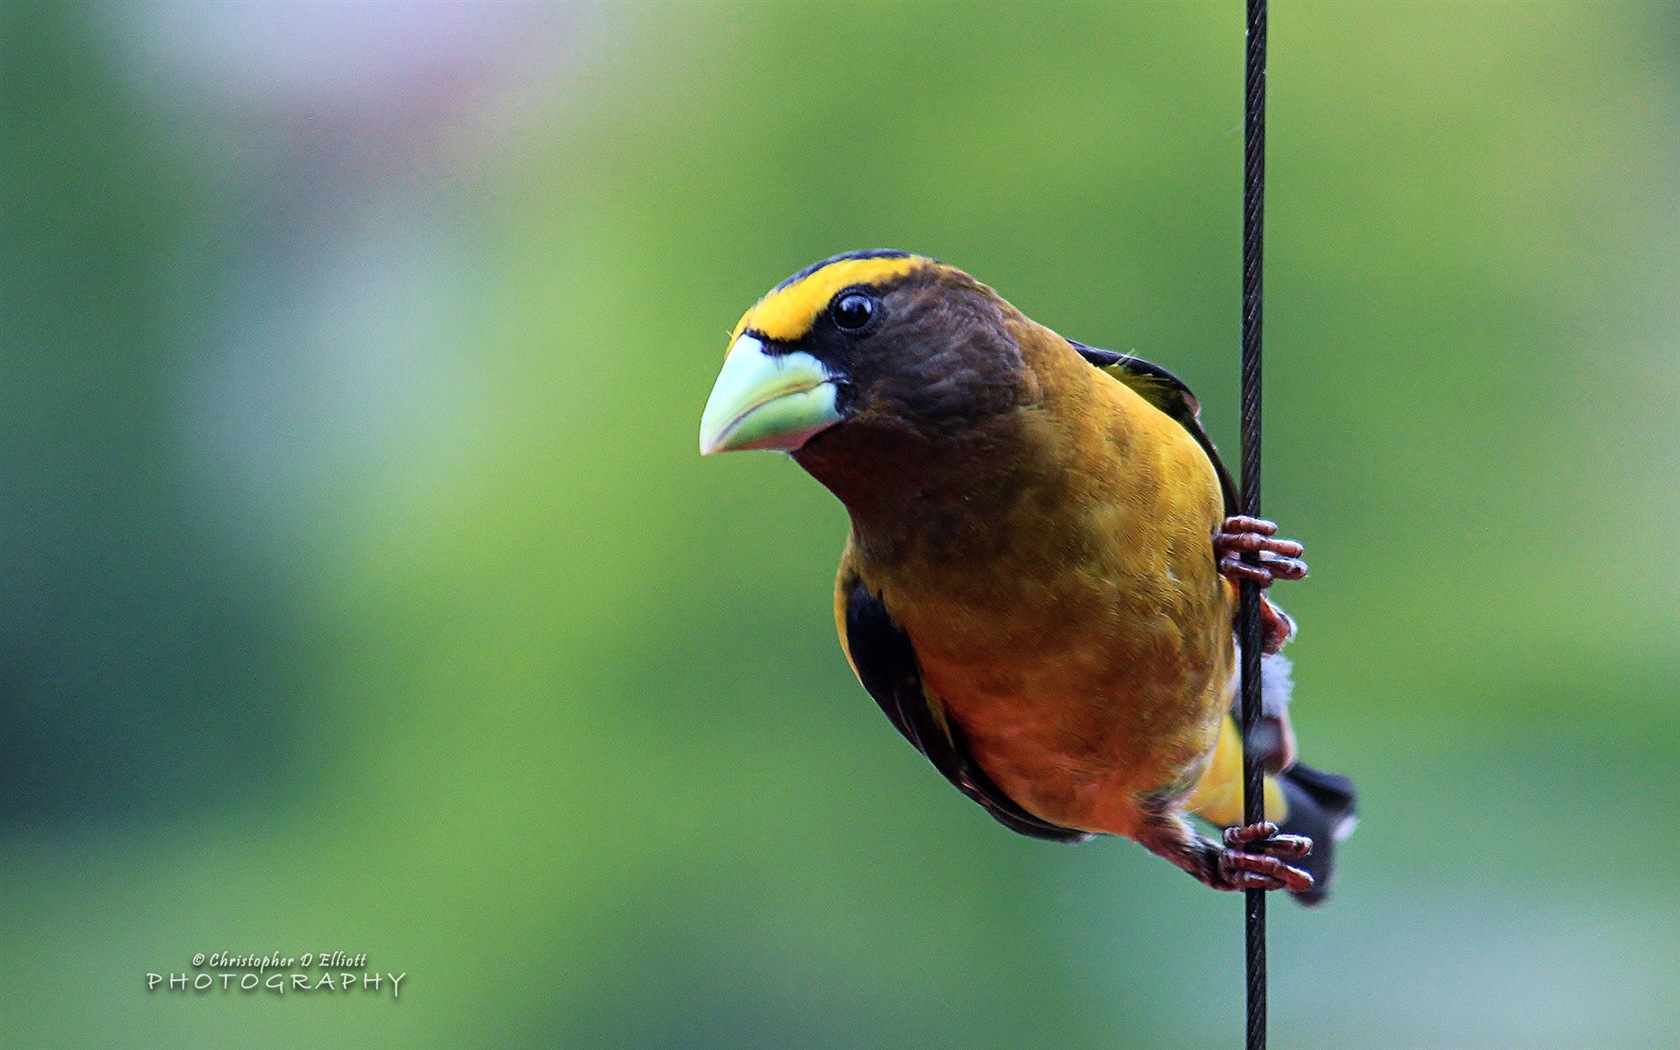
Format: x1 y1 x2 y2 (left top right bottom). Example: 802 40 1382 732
3 2 1677 1047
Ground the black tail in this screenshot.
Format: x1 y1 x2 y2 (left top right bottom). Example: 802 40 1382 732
1277 763 1358 907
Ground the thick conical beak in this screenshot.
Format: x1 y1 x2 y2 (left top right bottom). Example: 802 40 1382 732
699 335 842 455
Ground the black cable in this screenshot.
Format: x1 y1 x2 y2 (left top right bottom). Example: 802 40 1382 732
1239 2 1268 1050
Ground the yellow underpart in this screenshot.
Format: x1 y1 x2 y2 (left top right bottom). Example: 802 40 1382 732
1184 715 1287 828
730 255 926 345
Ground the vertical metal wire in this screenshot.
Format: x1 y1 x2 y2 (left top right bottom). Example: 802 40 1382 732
1240 2 1268 1049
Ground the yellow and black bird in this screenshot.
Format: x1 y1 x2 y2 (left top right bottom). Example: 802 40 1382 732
699 250 1356 903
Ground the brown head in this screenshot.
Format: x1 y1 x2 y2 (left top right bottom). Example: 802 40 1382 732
698 251 1076 521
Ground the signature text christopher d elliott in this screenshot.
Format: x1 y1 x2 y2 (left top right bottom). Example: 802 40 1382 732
147 951 406 998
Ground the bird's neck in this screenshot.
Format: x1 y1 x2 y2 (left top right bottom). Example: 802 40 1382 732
794 407 1060 570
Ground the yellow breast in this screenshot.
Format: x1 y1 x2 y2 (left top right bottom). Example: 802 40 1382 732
859 334 1234 839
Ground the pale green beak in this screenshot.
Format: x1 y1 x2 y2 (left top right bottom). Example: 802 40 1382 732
699 335 842 455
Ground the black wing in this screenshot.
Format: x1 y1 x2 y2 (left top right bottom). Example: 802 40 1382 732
841 572 1091 843
1069 340 1238 516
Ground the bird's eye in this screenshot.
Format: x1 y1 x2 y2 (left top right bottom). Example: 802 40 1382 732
831 291 878 332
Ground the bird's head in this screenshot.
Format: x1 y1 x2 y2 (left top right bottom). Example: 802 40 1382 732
698 250 1030 461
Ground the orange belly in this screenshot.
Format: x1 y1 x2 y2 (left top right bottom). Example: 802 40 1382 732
901 575 1235 841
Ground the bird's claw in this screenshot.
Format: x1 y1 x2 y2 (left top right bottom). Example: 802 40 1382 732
1215 516 1304 653
1214 516 1307 588
1215 821 1314 893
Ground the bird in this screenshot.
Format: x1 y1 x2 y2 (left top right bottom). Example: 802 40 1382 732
699 250 1356 904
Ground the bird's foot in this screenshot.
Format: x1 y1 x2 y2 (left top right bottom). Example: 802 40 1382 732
1215 516 1305 654
1214 822 1314 893
1214 516 1307 588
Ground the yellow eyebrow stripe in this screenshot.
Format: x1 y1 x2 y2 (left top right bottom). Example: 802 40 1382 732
730 255 925 345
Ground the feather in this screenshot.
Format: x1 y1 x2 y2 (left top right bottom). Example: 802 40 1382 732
838 570 1090 844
